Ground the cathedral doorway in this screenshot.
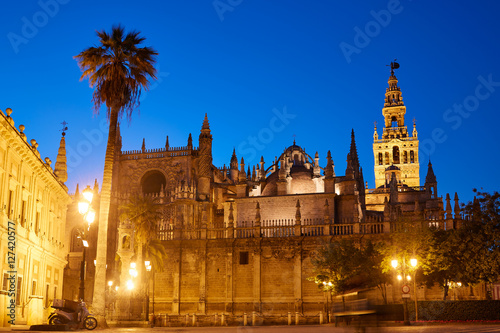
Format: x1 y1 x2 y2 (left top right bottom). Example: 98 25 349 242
141 170 167 194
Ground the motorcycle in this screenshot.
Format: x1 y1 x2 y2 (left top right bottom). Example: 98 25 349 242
48 299 97 330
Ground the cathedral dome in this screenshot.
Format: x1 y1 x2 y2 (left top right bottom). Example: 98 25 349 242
261 143 320 196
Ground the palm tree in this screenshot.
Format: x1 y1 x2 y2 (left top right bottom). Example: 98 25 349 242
120 194 167 275
75 25 157 323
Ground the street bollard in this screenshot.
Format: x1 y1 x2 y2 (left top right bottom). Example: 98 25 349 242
185 314 189 326
221 313 225 326
215 313 218 326
162 314 167 327
319 311 323 325
252 311 256 326
288 312 292 325
295 312 299 325
244 312 248 326
192 313 196 326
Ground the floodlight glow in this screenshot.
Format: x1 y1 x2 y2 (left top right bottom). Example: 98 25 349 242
82 185 93 203
126 280 134 290
78 201 89 215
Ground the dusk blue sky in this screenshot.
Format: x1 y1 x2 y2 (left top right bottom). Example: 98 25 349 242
1 0 499 205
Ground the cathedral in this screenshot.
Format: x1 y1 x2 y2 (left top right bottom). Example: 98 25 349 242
64 64 464 318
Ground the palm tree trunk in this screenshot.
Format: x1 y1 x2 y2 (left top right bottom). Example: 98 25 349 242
92 108 119 326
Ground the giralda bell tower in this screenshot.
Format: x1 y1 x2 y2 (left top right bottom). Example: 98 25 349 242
373 61 420 188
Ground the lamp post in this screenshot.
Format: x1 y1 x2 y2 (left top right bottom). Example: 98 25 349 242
322 281 332 322
127 263 137 320
391 257 417 326
78 185 95 301
315 280 333 322
145 261 152 324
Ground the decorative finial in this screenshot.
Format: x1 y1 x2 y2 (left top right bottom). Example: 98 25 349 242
60 121 68 137
374 121 377 129
293 134 296 145
388 59 400 74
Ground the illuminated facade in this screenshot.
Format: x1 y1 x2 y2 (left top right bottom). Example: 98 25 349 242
373 65 420 189
74 67 461 318
0 108 70 326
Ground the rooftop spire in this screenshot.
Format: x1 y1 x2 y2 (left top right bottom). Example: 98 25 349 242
54 123 68 184
349 129 360 175
425 160 437 184
230 148 238 169
201 113 210 131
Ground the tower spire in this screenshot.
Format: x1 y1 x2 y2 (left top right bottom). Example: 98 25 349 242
349 129 360 176
54 123 68 185
198 114 213 200
373 61 420 188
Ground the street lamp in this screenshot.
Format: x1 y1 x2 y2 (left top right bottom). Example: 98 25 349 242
391 257 418 326
315 280 332 322
78 185 95 301
145 261 152 324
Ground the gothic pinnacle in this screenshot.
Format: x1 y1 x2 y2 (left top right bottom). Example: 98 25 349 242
54 130 68 184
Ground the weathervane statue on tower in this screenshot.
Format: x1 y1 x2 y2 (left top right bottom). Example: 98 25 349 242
389 59 400 74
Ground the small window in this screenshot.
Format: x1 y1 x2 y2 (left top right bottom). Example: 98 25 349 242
32 280 37 295
35 212 40 235
239 251 249 265
2 273 8 291
20 200 26 227
45 284 50 307
16 276 23 305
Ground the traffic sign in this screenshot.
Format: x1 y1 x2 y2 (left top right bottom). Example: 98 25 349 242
402 284 410 294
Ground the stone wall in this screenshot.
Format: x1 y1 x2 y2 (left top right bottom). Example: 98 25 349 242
152 237 327 315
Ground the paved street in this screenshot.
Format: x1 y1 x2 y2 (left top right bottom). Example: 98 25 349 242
11 323 500 333
101 325 500 332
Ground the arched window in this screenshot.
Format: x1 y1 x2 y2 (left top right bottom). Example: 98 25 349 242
385 152 390 165
378 153 383 165
393 146 400 164
391 116 398 127
141 170 167 194
403 151 408 163
410 150 415 163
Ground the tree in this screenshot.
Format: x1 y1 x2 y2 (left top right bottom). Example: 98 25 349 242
75 25 157 323
363 240 392 304
420 228 459 300
120 194 167 274
310 238 364 296
449 190 500 291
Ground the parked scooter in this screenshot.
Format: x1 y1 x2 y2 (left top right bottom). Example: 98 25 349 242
48 299 97 330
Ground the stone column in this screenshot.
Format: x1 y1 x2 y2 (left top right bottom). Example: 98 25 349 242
198 244 207 314
253 243 261 312
172 249 181 314
294 244 303 313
